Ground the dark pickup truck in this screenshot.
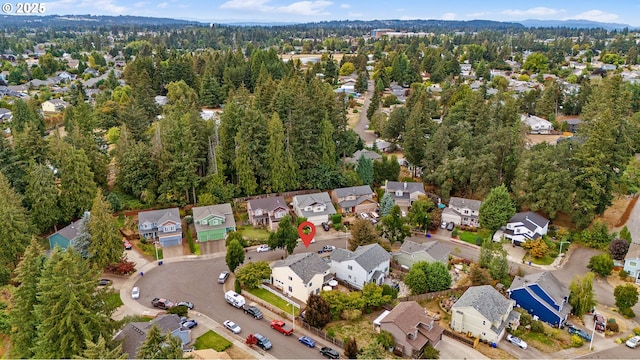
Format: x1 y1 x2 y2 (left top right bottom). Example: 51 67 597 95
151 297 174 310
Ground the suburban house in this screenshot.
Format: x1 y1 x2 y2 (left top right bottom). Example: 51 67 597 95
393 240 450 268
507 271 571 327
521 114 554 134
114 314 192 358
565 118 582 133
503 212 550 245
192 203 236 242
138 208 182 247
450 285 521 343
331 185 377 215
270 252 332 302
441 197 482 227
344 149 382 165
41 99 69 112
0 108 12 123
378 301 444 358
623 243 640 284
48 218 84 250
292 192 337 226
330 243 391 290
383 181 426 210
247 196 290 231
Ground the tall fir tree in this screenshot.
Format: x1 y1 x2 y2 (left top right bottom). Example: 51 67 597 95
356 154 374 186
318 116 336 170
57 143 97 222
265 112 289 193
77 336 127 360
71 212 92 258
24 162 60 233
136 324 184 359
88 189 122 268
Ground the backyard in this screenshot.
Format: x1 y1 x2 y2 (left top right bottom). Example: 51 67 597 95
237 225 270 243
324 312 381 354
245 287 300 316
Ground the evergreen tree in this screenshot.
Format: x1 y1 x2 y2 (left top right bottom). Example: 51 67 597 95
379 192 394 217
76 336 127 360
24 162 60 233
265 113 290 193
318 117 336 170
136 324 184 359
305 294 332 328
479 185 515 231
33 249 114 358
356 154 373 186
199 70 222 108
9 238 45 359
234 133 258 196
71 212 92 258
88 189 122 268
57 143 97 223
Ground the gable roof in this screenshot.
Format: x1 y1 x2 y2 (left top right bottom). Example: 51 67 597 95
333 185 374 199
345 149 383 164
271 252 330 283
385 181 425 194
397 240 450 263
449 197 482 212
509 271 568 306
293 192 336 217
247 196 288 212
49 217 84 242
625 242 640 261
452 285 512 323
114 314 184 358
380 301 443 350
192 203 236 232
331 243 390 272
138 208 181 227
508 211 549 231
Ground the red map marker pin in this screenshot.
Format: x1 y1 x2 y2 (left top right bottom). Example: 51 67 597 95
298 221 316 248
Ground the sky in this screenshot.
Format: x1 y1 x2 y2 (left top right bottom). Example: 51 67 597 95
41 0 640 26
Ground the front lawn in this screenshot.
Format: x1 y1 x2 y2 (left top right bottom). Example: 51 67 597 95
512 324 572 353
138 242 163 260
457 229 492 245
194 330 232 352
245 287 300 316
524 253 555 265
237 225 270 242
106 291 124 309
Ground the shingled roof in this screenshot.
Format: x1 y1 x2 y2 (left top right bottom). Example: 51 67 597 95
331 243 390 272
509 271 568 306
452 285 512 324
271 252 330 283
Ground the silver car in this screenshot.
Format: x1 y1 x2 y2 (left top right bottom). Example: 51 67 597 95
223 320 242 334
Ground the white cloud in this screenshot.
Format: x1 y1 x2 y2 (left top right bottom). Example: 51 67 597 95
441 12 456 20
157 2 168 8
501 7 564 17
134 2 148 8
340 3 350 9
399 15 418 20
569 9 619 22
220 0 332 16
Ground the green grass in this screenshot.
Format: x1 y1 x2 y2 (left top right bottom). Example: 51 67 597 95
522 331 554 346
106 291 124 309
194 330 232 352
245 287 300 316
525 253 555 265
237 225 270 241
457 229 492 245
138 242 164 260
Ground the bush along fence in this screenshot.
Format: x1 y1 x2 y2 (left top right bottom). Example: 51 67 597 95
396 285 471 303
442 329 476 347
298 321 345 349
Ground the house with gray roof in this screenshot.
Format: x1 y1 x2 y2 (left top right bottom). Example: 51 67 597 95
247 196 290 231
41 98 69 112
393 240 450 268
113 314 192 358
270 252 332 302
48 217 85 250
0 108 12 123
292 192 336 226
331 185 377 215
344 149 383 165
192 203 236 242
378 301 444 358
623 242 640 284
503 211 549 245
521 114 554 134
451 285 520 343
330 243 391 290
508 271 571 327
384 181 426 210
441 197 482 227
138 208 182 247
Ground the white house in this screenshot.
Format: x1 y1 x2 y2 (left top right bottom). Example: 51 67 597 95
441 197 482 227
41 99 69 113
292 192 336 226
521 114 554 134
270 252 332 303
330 243 390 290
623 243 640 284
503 211 550 245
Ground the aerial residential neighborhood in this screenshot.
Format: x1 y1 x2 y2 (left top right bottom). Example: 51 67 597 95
1 3 640 360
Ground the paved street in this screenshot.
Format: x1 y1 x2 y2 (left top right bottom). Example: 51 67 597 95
353 79 377 145
577 343 640 359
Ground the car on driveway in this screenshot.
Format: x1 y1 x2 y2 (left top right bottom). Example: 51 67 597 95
626 335 640 348
181 318 198 329
257 244 271 253
441 221 447 229
243 305 264 319
223 320 242 334
506 334 528 349
321 222 330 231
176 301 194 310
319 346 340 359
298 336 316 348
446 222 455 231
360 213 369 220
131 286 140 299
98 278 112 286
567 325 592 341
321 245 335 253
123 240 132 250
218 271 230 284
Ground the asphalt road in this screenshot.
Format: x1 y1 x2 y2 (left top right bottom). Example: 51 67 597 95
353 79 377 145
577 343 639 359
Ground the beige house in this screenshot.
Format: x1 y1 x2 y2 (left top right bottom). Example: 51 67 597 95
41 99 69 113
441 197 482 227
378 301 443 358
450 285 521 343
331 185 377 215
270 252 332 303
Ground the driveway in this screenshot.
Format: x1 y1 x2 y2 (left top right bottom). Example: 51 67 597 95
353 79 377 145
436 336 487 359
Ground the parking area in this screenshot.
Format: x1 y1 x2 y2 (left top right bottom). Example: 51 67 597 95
436 336 488 359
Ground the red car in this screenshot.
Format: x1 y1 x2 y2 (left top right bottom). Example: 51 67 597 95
123 240 132 250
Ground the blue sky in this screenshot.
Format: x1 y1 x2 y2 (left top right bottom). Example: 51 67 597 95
43 0 640 26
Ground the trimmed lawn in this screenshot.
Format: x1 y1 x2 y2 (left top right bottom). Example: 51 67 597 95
457 229 492 245
525 253 555 265
194 330 232 352
245 287 300 316
106 291 124 309
238 225 270 241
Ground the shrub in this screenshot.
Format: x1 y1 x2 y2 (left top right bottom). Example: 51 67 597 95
167 305 188 317
377 330 395 349
518 311 533 328
622 308 636 318
530 320 545 333
381 284 399 299
234 279 241 294
331 213 343 225
634 327 640 336
451 229 459 237
606 322 619 332
571 334 584 347
105 259 136 275
326 328 336 338
619 269 629 280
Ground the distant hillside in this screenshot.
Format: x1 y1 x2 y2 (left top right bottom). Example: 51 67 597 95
519 19 634 30
292 19 525 31
0 14 205 29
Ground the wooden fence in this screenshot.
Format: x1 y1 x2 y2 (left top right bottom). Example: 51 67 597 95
443 329 476 347
396 285 471 302
298 321 345 349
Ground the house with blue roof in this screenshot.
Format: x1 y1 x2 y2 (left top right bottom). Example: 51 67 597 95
507 271 571 328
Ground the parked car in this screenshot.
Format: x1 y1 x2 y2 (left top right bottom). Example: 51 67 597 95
298 336 316 348
243 305 264 319
441 221 447 229
131 286 140 299
593 313 606 332
319 346 340 359
446 222 455 231
626 335 640 348
321 222 330 231
181 318 198 329
360 213 369 220
123 240 132 250
176 301 194 310
321 245 336 253
506 334 528 349
567 325 592 341
257 244 271 253
98 278 112 286
218 271 230 284
253 333 272 350
223 320 242 334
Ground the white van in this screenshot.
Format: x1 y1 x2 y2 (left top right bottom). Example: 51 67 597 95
370 212 379 219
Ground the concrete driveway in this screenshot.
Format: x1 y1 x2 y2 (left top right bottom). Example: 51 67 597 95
436 336 487 359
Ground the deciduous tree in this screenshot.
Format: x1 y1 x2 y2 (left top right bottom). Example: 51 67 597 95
348 219 381 251
609 238 631 261
235 261 271 288
226 239 245 273
381 205 411 244
587 254 614 277
408 197 434 232
479 185 515 231
614 284 639 312
569 272 596 317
